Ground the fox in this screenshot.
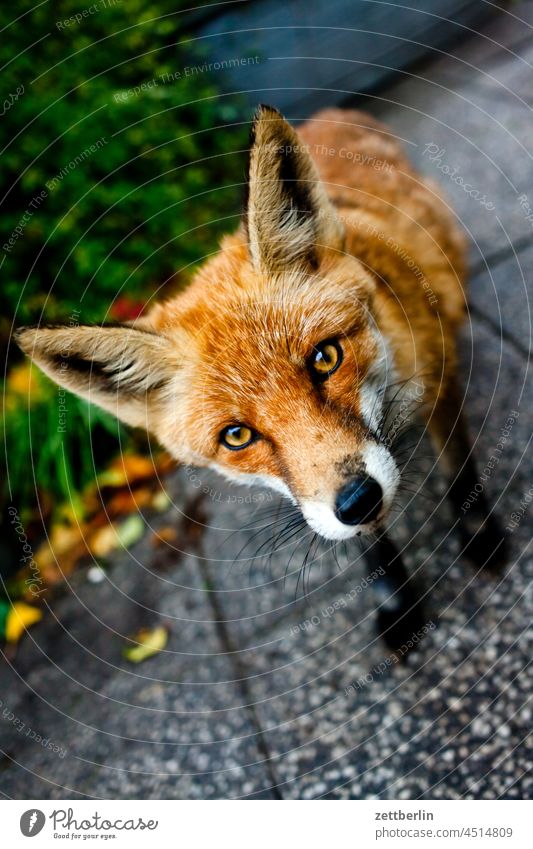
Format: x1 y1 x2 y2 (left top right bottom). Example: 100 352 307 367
16 106 506 648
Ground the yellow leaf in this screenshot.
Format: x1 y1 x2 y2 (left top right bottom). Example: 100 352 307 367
98 454 156 489
7 362 44 401
90 515 145 558
94 468 126 488
123 626 168 663
5 603 43 644
152 490 171 512
90 524 118 558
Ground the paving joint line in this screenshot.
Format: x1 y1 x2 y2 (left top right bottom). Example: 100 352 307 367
467 302 531 361
469 231 533 280
199 557 285 799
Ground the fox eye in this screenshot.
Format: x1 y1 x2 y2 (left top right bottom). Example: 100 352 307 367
309 339 343 381
220 424 255 450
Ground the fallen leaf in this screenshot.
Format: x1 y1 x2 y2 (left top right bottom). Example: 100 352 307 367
106 487 153 515
123 626 168 663
116 514 145 548
103 454 157 488
150 526 177 547
151 490 171 512
4 602 43 644
109 296 146 321
90 514 145 558
34 522 88 588
6 362 45 403
88 523 118 558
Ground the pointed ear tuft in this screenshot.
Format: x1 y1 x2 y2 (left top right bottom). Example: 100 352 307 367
15 324 175 429
244 104 344 273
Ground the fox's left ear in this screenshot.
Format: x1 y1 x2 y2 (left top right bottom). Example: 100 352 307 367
15 324 177 429
244 105 344 273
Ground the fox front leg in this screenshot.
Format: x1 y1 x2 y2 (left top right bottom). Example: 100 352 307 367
365 532 427 653
428 383 508 572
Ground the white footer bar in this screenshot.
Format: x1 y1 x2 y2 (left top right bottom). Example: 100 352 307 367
3 799 531 848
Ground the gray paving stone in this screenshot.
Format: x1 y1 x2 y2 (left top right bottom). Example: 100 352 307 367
0 652 276 800
468 240 533 358
0 489 277 798
362 7 533 267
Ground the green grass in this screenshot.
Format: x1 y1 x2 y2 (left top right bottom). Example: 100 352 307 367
1 1 250 523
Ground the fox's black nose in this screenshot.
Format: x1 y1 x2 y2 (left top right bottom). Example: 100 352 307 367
335 476 383 526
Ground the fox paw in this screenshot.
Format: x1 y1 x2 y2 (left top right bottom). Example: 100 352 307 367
376 590 429 656
459 513 508 573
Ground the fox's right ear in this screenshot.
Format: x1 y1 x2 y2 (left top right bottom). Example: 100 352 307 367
15 324 178 429
244 104 344 274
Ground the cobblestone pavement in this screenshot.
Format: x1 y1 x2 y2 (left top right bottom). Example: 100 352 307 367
1 5 532 799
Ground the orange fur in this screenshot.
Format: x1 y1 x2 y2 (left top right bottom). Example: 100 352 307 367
17 106 467 539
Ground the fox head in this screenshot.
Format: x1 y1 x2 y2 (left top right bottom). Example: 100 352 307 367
16 105 401 540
